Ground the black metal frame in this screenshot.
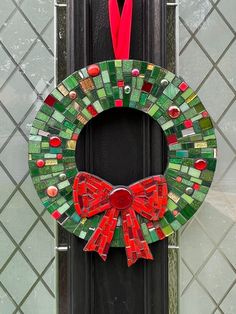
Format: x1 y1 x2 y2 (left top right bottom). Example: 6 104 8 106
58 1 169 313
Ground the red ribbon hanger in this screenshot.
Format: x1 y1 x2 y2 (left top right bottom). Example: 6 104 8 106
108 0 133 59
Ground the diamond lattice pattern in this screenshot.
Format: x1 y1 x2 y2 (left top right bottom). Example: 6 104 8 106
179 0 236 313
0 0 56 313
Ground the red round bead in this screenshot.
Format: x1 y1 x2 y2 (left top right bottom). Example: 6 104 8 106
87 64 100 77
57 154 63 160
131 68 140 77
176 176 182 183
168 106 181 119
173 210 179 216
109 187 133 210
47 186 58 198
194 159 207 171
36 159 45 168
193 183 200 190
49 136 62 147
69 91 77 100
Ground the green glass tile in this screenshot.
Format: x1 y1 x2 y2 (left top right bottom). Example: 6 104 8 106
148 104 159 116
149 228 159 241
175 214 187 225
52 111 64 123
170 220 181 231
130 89 141 102
182 88 194 100
199 117 213 130
97 88 106 98
182 194 194 204
63 75 78 91
179 102 189 112
102 70 110 83
165 211 175 223
163 83 179 100
93 76 103 89
41 104 54 115
188 167 201 178
162 225 174 236
188 96 201 107
51 89 64 101
162 120 174 130
123 60 133 72
200 170 214 181
116 67 123 80
141 224 152 243
139 92 148 106
54 102 65 113
164 71 175 82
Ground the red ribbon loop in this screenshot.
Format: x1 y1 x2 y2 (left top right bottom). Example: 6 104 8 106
73 172 168 266
108 0 133 59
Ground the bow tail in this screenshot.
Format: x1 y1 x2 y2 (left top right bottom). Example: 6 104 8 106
121 208 153 267
83 207 119 261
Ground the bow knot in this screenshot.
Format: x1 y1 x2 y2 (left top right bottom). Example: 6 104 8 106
73 172 168 266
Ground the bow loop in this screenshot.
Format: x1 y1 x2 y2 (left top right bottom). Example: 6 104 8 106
130 176 168 221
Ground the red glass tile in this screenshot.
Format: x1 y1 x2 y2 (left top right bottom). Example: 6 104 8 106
72 133 79 141
184 119 193 128
194 159 207 171
115 99 123 107
49 136 62 147
156 228 165 240
87 104 98 117
202 111 209 117
51 210 61 220
142 81 153 93
87 64 100 77
117 80 124 87
179 82 188 92
44 95 57 107
166 134 178 145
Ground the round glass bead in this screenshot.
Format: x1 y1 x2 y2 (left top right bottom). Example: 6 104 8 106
59 173 67 181
49 136 62 147
57 154 63 160
47 186 58 198
161 79 169 87
194 159 207 171
69 91 77 100
131 68 140 77
124 85 131 94
109 187 133 210
167 106 181 119
36 159 45 168
185 187 194 195
87 64 100 77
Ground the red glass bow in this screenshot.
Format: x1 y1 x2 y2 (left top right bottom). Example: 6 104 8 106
73 172 168 266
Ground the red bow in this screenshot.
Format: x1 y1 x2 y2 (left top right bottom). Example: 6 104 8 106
73 172 168 266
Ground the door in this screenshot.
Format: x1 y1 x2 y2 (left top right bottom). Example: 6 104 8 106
57 1 174 313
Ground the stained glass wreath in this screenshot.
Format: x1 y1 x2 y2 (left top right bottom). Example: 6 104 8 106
28 60 217 265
